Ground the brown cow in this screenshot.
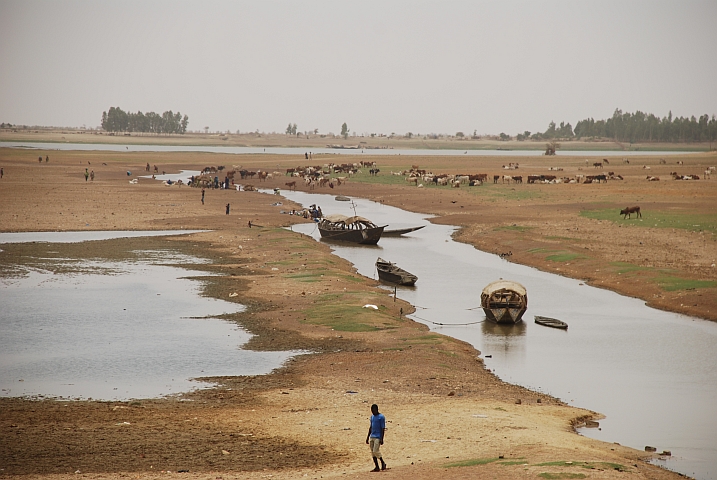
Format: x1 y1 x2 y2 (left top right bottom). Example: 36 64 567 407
285 181 296 191
620 206 642 219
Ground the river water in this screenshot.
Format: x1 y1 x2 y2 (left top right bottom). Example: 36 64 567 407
0 141 691 157
279 190 717 480
0 231 297 401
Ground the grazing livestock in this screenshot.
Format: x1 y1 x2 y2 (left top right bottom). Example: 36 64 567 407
285 181 297 191
502 175 512 184
603 158 610 165
646 175 660 181
620 206 642 219
593 162 603 169
512 175 523 184
705 170 711 179
406 176 419 185
493 175 500 184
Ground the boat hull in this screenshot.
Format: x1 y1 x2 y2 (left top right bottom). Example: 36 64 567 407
480 280 528 324
376 258 418 286
319 226 384 245
482 307 526 324
534 315 568 329
382 226 425 236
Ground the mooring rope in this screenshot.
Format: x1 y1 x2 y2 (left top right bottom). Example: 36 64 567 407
410 313 484 326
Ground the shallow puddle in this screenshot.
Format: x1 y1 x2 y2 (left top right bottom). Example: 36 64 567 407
0 232 296 401
282 190 717 480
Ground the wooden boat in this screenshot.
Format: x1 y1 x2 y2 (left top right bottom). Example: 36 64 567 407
534 315 568 329
318 214 385 245
335 195 351 201
375 257 417 286
480 280 528 324
382 225 426 236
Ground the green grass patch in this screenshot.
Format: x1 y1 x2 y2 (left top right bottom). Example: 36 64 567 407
285 272 324 283
580 209 717 234
399 334 444 345
654 275 717 291
495 225 534 232
444 457 501 468
545 253 585 262
528 248 586 263
301 293 395 332
610 261 651 274
545 236 578 241
535 461 628 472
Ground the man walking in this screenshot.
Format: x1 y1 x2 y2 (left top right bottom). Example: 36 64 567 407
201 188 205 205
366 404 387 472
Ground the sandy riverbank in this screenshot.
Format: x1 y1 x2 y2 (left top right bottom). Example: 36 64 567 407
0 147 707 479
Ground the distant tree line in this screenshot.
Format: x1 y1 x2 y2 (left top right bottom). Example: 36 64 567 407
522 109 717 143
101 107 188 134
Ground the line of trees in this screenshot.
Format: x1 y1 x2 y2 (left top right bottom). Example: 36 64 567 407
101 107 188 134
524 109 717 143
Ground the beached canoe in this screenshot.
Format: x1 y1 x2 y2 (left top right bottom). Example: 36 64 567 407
318 214 385 245
480 280 528 324
382 225 426 236
376 257 418 286
534 315 568 329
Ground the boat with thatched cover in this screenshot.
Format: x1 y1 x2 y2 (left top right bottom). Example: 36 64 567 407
318 214 385 245
375 257 417 286
480 280 528 324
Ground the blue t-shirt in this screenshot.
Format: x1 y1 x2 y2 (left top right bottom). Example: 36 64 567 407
370 413 385 438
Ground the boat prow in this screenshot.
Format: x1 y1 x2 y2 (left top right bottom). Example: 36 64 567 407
480 280 528 324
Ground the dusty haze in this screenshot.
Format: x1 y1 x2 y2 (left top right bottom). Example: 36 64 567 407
1 0 715 135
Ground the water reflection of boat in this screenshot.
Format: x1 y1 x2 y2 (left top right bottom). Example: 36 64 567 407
534 315 568 329
318 214 385 245
382 225 425 236
376 257 417 286
480 280 528 324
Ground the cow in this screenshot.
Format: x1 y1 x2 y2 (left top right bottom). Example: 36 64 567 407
493 175 500 184
406 176 419 185
285 181 296 191
646 175 660 181
620 206 642 219
603 158 610 165
593 162 603 169
512 175 523 184
527 175 540 184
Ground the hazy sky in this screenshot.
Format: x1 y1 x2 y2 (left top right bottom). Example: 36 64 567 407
1 1 715 136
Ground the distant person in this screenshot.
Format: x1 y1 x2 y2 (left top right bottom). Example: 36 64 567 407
201 188 205 205
1 167 3 179
84 168 89 181
146 162 150 172
38 156 42 164
226 203 230 215
366 404 387 472
305 152 308 160
248 220 252 228
45 155 49 163
90 170 95 181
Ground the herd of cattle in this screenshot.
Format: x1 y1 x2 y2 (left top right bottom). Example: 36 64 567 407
190 162 715 191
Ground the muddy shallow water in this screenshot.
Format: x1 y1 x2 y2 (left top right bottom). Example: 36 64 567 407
281 190 717 480
0 232 296 401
